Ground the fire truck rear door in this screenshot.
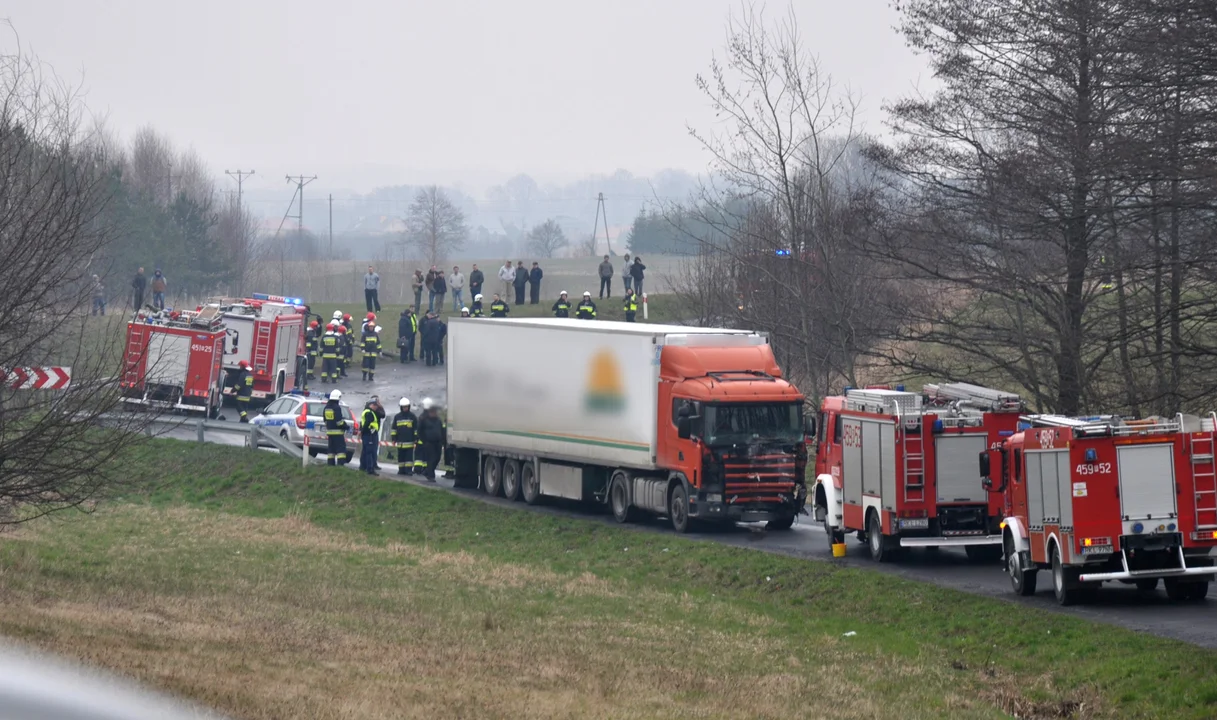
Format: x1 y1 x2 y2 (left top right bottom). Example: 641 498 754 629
145 333 189 385
1116 444 1176 523
935 434 988 503
842 417 862 507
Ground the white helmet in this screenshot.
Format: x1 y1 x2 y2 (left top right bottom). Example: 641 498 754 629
460 307 469 313
374 325 382 332
399 397 411 407
332 310 342 320
474 293 483 301
560 290 568 296
329 389 342 400
421 397 434 410
583 291 591 297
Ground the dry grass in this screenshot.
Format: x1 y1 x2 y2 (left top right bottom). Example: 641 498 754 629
0 505 1020 720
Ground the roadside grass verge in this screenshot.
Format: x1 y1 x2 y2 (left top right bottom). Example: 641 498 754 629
1 439 1215 718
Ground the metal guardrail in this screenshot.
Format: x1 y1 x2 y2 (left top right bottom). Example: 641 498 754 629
100 413 322 466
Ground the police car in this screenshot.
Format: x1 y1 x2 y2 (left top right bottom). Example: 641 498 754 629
250 391 358 457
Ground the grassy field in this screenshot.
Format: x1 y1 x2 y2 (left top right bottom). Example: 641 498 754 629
3 441 1217 719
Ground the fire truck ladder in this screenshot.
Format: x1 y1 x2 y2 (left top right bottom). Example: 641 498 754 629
252 323 273 372
894 403 926 503
1184 411 1217 530
923 382 1022 413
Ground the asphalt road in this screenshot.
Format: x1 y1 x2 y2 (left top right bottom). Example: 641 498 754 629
168 357 1217 649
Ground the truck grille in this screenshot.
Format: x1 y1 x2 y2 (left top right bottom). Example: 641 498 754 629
720 453 798 502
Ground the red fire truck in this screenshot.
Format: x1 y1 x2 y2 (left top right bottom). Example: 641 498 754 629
120 306 227 416
812 382 1022 562
201 295 306 404
992 414 1217 605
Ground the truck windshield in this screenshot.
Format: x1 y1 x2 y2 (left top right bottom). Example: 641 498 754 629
703 402 803 446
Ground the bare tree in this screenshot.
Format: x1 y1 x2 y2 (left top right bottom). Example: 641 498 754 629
213 192 261 297
403 185 467 267
526 218 569 258
678 5 890 403
0 39 153 523
127 124 174 205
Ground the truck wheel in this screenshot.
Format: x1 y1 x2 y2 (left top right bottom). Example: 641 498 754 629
501 459 521 501
1165 578 1208 602
521 462 540 505
1134 578 1159 592
482 456 503 497
1191 581 1210 601
867 511 894 562
965 545 1003 564
610 472 633 524
766 514 795 531
1050 544 1082 606
1006 535 1037 596
669 483 691 533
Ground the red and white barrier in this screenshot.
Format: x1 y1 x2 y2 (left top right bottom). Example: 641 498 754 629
4 366 72 390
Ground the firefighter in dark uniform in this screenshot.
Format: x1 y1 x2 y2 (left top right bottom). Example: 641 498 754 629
576 291 597 320
320 323 340 383
623 288 638 322
234 359 254 422
552 291 571 318
362 324 382 382
489 294 509 318
305 320 320 379
341 313 354 377
392 397 417 475
470 294 485 317
416 397 446 480
358 400 380 475
323 390 349 465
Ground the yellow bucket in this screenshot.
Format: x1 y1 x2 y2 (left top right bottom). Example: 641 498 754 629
831 543 847 558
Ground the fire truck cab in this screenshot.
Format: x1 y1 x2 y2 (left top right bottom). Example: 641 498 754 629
993 414 1217 605
813 382 1022 562
201 295 306 405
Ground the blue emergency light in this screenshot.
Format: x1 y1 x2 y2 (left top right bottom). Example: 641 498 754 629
251 292 306 306
775 249 791 256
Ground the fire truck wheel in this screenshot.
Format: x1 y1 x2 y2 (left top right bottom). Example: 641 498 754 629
1164 578 1208 602
1134 578 1159 592
819 505 844 544
1006 536 1037 596
964 545 1003 564
1191 582 1210 601
669 483 691 533
1050 544 1083 606
501 459 521 501
610 472 633 523
521 463 541 505
867 511 896 562
482 455 503 497
766 514 795 531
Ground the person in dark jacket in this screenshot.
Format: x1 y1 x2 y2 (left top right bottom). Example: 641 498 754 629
233 360 254 422
552 291 571 318
432 272 448 314
305 320 320 379
490 294 509 317
470 294 485 317
421 312 442 366
398 307 416 363
512 260 528 305
416 398 446 481
528 262 543 304
630 256 647 297
323 390 349 466
131 267 147 311
392 398 417 475
576 291 597 320
469 264 485 300
623 288 638 322
362 324 382 381
435 316 448 365
358 401 381 475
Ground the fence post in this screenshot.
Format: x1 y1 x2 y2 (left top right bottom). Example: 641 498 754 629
302 433 310 469
247 424 258 449
196 419 205 443
642 293 649 320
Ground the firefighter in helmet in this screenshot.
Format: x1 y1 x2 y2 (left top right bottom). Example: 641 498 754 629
341 313 355 377
305 320 320 380
622 288 638 322
358 399 381 475
552 291 571 318
460 307 470 318
323 389 349 465
363 311 376 338
470 293 485 317
320 322 340 383
575 291 597 320
392 397 417 475
489 293 509 318
416 397 446 480
234 359 254 422
362 324 382 382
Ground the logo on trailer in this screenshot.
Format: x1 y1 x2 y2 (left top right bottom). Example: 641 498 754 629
584 348 626 413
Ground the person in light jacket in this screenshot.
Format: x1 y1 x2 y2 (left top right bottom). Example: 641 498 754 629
621 253 633 293
448 266 466 312
597 255 613 298
498 261 515 299
411 269 425 312
364 265 381 312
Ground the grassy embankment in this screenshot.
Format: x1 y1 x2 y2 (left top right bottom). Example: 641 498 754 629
2 440 1217 719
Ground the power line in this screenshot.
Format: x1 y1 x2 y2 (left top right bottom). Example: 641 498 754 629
224 169 256 205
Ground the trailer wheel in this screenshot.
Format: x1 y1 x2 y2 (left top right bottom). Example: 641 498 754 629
1134 578 1159 592
965 545 1003 564
669 483 691 534
610 472 633 524
867 511 895 562
766 514 795 531
501 459 521 501
482 456 503 497
1006 535 1037 596
1050 544 1083 606
521 462 540 505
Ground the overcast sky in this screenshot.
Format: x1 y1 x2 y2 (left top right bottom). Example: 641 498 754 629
5 1 928 195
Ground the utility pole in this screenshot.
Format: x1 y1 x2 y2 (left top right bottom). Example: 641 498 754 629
591 192 613 256
165 160 179 205
274 174 317 294
328 194 333 260
224 169 256 205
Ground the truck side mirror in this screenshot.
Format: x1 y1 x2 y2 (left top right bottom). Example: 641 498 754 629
978 451 990 480
677 416 692 440
804 416 817 438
